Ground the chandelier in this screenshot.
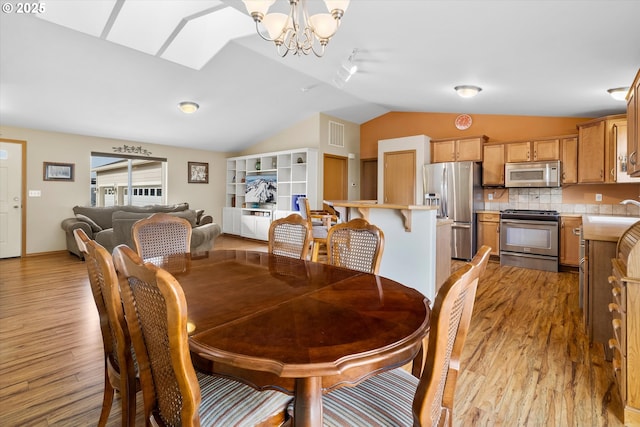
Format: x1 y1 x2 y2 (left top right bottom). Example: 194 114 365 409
241 0 350 57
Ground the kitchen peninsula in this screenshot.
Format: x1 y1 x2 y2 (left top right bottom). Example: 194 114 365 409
329 201 447 300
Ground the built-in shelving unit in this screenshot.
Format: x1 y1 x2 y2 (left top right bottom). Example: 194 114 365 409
224 148 318 240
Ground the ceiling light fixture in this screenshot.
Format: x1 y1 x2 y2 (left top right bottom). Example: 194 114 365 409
607 87 629 101
454 85 482 98
242 0 350 57
178 101 199 114
333 48 358 88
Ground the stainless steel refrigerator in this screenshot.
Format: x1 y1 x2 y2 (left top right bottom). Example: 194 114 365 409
423 161 482 260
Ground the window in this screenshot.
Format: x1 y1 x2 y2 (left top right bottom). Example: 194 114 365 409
91 152 167 207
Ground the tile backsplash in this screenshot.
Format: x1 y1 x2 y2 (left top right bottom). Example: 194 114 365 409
483 188 640 216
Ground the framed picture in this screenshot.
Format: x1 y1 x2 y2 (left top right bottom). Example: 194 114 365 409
43 162 74 181
188 161 209 184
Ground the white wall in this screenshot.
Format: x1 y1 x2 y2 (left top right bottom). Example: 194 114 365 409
238 113 361 207
0 125 226 255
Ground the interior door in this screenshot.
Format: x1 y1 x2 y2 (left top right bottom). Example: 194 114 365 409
323 154 348 206
0 140 24 258
360 158 377 200
383 150 415 204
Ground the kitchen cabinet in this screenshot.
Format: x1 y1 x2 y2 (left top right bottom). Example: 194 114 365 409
477 212 500 257
560 135 578 184
627 69 640 176
430 135 488 163
482 144 505 186
505 138 559 163
609 222 640 425
577 114 627 183
559 216 581 266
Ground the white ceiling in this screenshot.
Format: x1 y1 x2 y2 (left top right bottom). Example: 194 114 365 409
1 0 639 153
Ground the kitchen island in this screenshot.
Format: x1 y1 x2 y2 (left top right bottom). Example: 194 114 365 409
329 201 444 300
581 215 640 360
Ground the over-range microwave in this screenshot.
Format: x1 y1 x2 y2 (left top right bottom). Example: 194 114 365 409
505 160 561 188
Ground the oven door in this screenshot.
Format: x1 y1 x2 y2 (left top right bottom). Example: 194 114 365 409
500 219 559 257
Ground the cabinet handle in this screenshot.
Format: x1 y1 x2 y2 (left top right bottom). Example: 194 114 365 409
610 168 615 178
612 318 622 333
630 151 637 166
600 169 603 178
572 227 581 235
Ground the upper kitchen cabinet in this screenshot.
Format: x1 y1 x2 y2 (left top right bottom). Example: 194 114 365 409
577 114 634 183
627 69 640 176
482 143 505 186
505 138 560 163
430 135 488 163
561 135 578 185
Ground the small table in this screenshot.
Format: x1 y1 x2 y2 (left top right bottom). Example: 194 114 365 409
155 250 430 427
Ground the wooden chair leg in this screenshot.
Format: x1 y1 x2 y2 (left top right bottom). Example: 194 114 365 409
98 367 115 427
312 241 320 262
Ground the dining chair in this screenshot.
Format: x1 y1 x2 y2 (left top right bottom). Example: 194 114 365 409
268 213 313 259
112 244 292 427
131 212 192 260
325 217 385 274
297 197 339 261
313 245 491 427
73 229 139 427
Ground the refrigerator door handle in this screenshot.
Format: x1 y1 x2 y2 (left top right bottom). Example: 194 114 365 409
441 164 448 218
451 223 472 229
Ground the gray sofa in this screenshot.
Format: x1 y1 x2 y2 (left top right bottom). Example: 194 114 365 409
61 203 221 258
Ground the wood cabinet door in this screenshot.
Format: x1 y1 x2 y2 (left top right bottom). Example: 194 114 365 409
560 216 581 266
456 138 483 161
505 142 531 162
628 74 639 176
561 136 578 184
477 215 499 256
482 144 504 186
383 150 416 204
431 140 455 163
578 120 606 183
533 139 560 161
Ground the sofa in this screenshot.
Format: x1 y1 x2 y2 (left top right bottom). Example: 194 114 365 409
61 203 221 258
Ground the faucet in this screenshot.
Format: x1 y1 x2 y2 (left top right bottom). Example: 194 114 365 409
620 199 640 208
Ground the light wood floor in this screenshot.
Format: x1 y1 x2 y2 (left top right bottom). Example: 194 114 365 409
0 235 624 426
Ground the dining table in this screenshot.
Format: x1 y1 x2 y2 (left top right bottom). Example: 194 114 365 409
151 249 431 427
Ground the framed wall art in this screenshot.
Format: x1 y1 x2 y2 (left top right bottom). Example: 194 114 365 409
43 162 75 181
188 161 209 184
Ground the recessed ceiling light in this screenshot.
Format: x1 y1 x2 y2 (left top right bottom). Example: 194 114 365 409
178 101 199 114
607 87 629 101
454 85 482 98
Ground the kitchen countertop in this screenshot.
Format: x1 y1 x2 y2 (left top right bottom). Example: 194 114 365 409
582 215 640 242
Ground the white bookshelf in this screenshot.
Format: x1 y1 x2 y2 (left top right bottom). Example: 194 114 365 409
224 148 318 240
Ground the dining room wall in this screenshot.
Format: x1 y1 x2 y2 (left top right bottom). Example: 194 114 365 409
0 125 227 255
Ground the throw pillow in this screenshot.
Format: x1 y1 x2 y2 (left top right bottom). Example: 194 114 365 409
75 213 103 232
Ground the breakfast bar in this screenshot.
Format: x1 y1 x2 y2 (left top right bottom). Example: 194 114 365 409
329 201 442 300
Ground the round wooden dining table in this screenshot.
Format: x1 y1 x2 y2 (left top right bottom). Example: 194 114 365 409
153 249 430 427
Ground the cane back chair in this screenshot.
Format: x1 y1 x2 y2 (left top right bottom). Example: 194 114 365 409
112 244 291 427
131 212 192 260
325 217 385 274
268 213 313 260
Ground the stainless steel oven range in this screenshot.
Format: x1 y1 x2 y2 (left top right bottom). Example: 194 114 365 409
500 209 560 272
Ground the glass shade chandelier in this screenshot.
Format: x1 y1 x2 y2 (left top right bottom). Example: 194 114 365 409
242 0 350 57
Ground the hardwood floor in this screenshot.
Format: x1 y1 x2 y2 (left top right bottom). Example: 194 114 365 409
0 235 624 426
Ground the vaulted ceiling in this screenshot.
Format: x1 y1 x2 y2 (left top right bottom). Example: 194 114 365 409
1 0 638 153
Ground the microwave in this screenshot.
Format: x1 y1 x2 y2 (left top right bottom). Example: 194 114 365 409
504 160 561 188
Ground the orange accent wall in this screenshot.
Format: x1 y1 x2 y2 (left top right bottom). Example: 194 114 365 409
360 112 594 159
